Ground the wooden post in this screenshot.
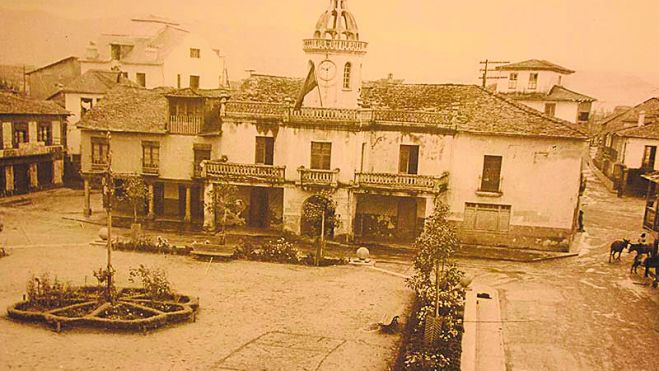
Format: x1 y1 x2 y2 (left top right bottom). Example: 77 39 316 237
147 183 155 219
184 185 192 223
105 132 113 302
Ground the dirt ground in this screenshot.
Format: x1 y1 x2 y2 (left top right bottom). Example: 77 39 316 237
0 160 658 370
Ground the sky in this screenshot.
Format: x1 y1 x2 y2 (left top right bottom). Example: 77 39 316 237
1 0 658 110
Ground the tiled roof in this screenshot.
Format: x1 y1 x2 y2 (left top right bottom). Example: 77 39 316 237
0 92 69 115
495 59 575 74
57 70 133 95
500 85 595 103
166 87 230 98
361 82 586 138
77 85 171 133
232 75 585 139
602 97 659 136
26 56 78 75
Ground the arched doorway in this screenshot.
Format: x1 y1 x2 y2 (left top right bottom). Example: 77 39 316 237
301 195 336 238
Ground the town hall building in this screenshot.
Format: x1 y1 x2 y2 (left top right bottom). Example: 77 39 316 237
78 0 587 252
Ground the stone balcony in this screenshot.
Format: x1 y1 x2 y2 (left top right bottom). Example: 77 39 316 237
297 167 339 188
354 172 449 194
0 143 62 159
142 164 159 176
203 161 286 185
303 38 368 54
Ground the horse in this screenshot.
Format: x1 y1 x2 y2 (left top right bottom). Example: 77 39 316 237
609 239 630 263
628 243 653 273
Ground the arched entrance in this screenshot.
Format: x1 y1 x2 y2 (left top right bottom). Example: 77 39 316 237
301 195 336 238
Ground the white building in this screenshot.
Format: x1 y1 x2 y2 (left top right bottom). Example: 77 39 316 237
80 16 228 90
493 59 595 125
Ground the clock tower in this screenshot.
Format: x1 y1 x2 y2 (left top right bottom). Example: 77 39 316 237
302 0 367 109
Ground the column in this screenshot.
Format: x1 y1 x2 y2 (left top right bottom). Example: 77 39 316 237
28 163 38 189
28 121 37 144
5 166 14 194
83 178 91 217
52 159 63 185
203 182 216 231
147 183 155 220
184 185 192 223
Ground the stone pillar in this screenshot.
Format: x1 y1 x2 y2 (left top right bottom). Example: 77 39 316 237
51 120 61 145
2 122 12 148
147 183 155 220
5 166 14 194
345 190 358 242
28 163 38 189
282 186 301 235
184 185 192 223
52 159 63 185
28 121 37 144
203 182 216 231
424 195 436 219
83 178 91 217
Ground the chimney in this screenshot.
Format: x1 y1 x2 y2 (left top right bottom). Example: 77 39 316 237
85 41 99 60
387 73 394 82
638 110 646 127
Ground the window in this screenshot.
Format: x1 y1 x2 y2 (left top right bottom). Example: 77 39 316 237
463 203 511 232
12 122 28 148
193 144 212 177
136 73 146 87
642 146 657 170
189 75 200 89
110 44 121 60
142 141 160 170
528 73 538 90
508 73 518 89
343 62 352 89
480 155 502 193
310 142 332 170
91 137 109 167
399 145 419 174
190 48 201 58
255 136 274 165
578 111 590 122
544 103 556 117
37 122 52 145
81 97 94 116
120 72 128 79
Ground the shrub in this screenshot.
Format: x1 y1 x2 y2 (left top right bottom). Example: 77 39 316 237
26 273 79 309
113 236 190 255
260 238 300 263
232 239 258 259
128 265 173 301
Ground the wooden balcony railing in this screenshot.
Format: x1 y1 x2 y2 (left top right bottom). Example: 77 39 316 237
204 161 286 184
354 172 449 193
142 164 159 175
0 144 62 159
169 115 202 134
297 167 339 188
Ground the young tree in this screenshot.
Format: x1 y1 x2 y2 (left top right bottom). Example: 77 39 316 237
205 181 246 244
120 175 148 223
301 190 340 265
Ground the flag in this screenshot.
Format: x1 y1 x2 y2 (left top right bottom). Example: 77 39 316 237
294 60 319 110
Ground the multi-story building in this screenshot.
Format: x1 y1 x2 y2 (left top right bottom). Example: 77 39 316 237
80 16 228 90
0 92 68 196
493 59 595 125
594 97 659 196
78 0 587 251
26 56 80 100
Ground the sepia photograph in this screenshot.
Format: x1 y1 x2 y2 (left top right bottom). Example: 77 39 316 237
0 0 657 370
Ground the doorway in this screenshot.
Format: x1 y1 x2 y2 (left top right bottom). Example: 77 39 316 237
397 198 418 240
13 164 29 194
249 188 269 228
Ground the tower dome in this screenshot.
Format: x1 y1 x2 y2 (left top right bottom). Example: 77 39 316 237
313 0 359 41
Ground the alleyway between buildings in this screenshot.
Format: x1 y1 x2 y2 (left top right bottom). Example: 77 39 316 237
0 160 656 370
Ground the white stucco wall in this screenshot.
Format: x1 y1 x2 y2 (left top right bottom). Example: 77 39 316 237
447 133 585 230
65 92 104 155
302 52 364 109
518 100 579 123
621 137 659 169
496 70 567 94
162 33 224 89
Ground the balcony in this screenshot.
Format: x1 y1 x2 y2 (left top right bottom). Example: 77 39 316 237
203 161 286 185
303 39 368 54
297 167 339 188
142 164 159 176
354 172 449 194
0 144 62 159
169 115 202 135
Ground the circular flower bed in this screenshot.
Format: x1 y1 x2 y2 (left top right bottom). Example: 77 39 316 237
7 287 199 332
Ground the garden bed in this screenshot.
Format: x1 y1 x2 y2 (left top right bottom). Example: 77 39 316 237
7 286 199 332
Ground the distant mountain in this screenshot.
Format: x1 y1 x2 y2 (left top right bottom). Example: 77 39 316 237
0 64 33 93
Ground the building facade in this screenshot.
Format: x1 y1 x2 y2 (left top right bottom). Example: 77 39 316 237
80 16 228 90
26 56 80 100
494 59 595 125
0 92 68 196
78 0 586 251
594 97 659 196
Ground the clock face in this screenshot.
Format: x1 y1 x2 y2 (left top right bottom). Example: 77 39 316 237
318 60 337 82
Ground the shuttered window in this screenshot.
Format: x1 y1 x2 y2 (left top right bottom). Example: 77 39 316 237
463 203 511 232
310 142 332 170
399 145 419 174
255 137 274 165
480 155 502 192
